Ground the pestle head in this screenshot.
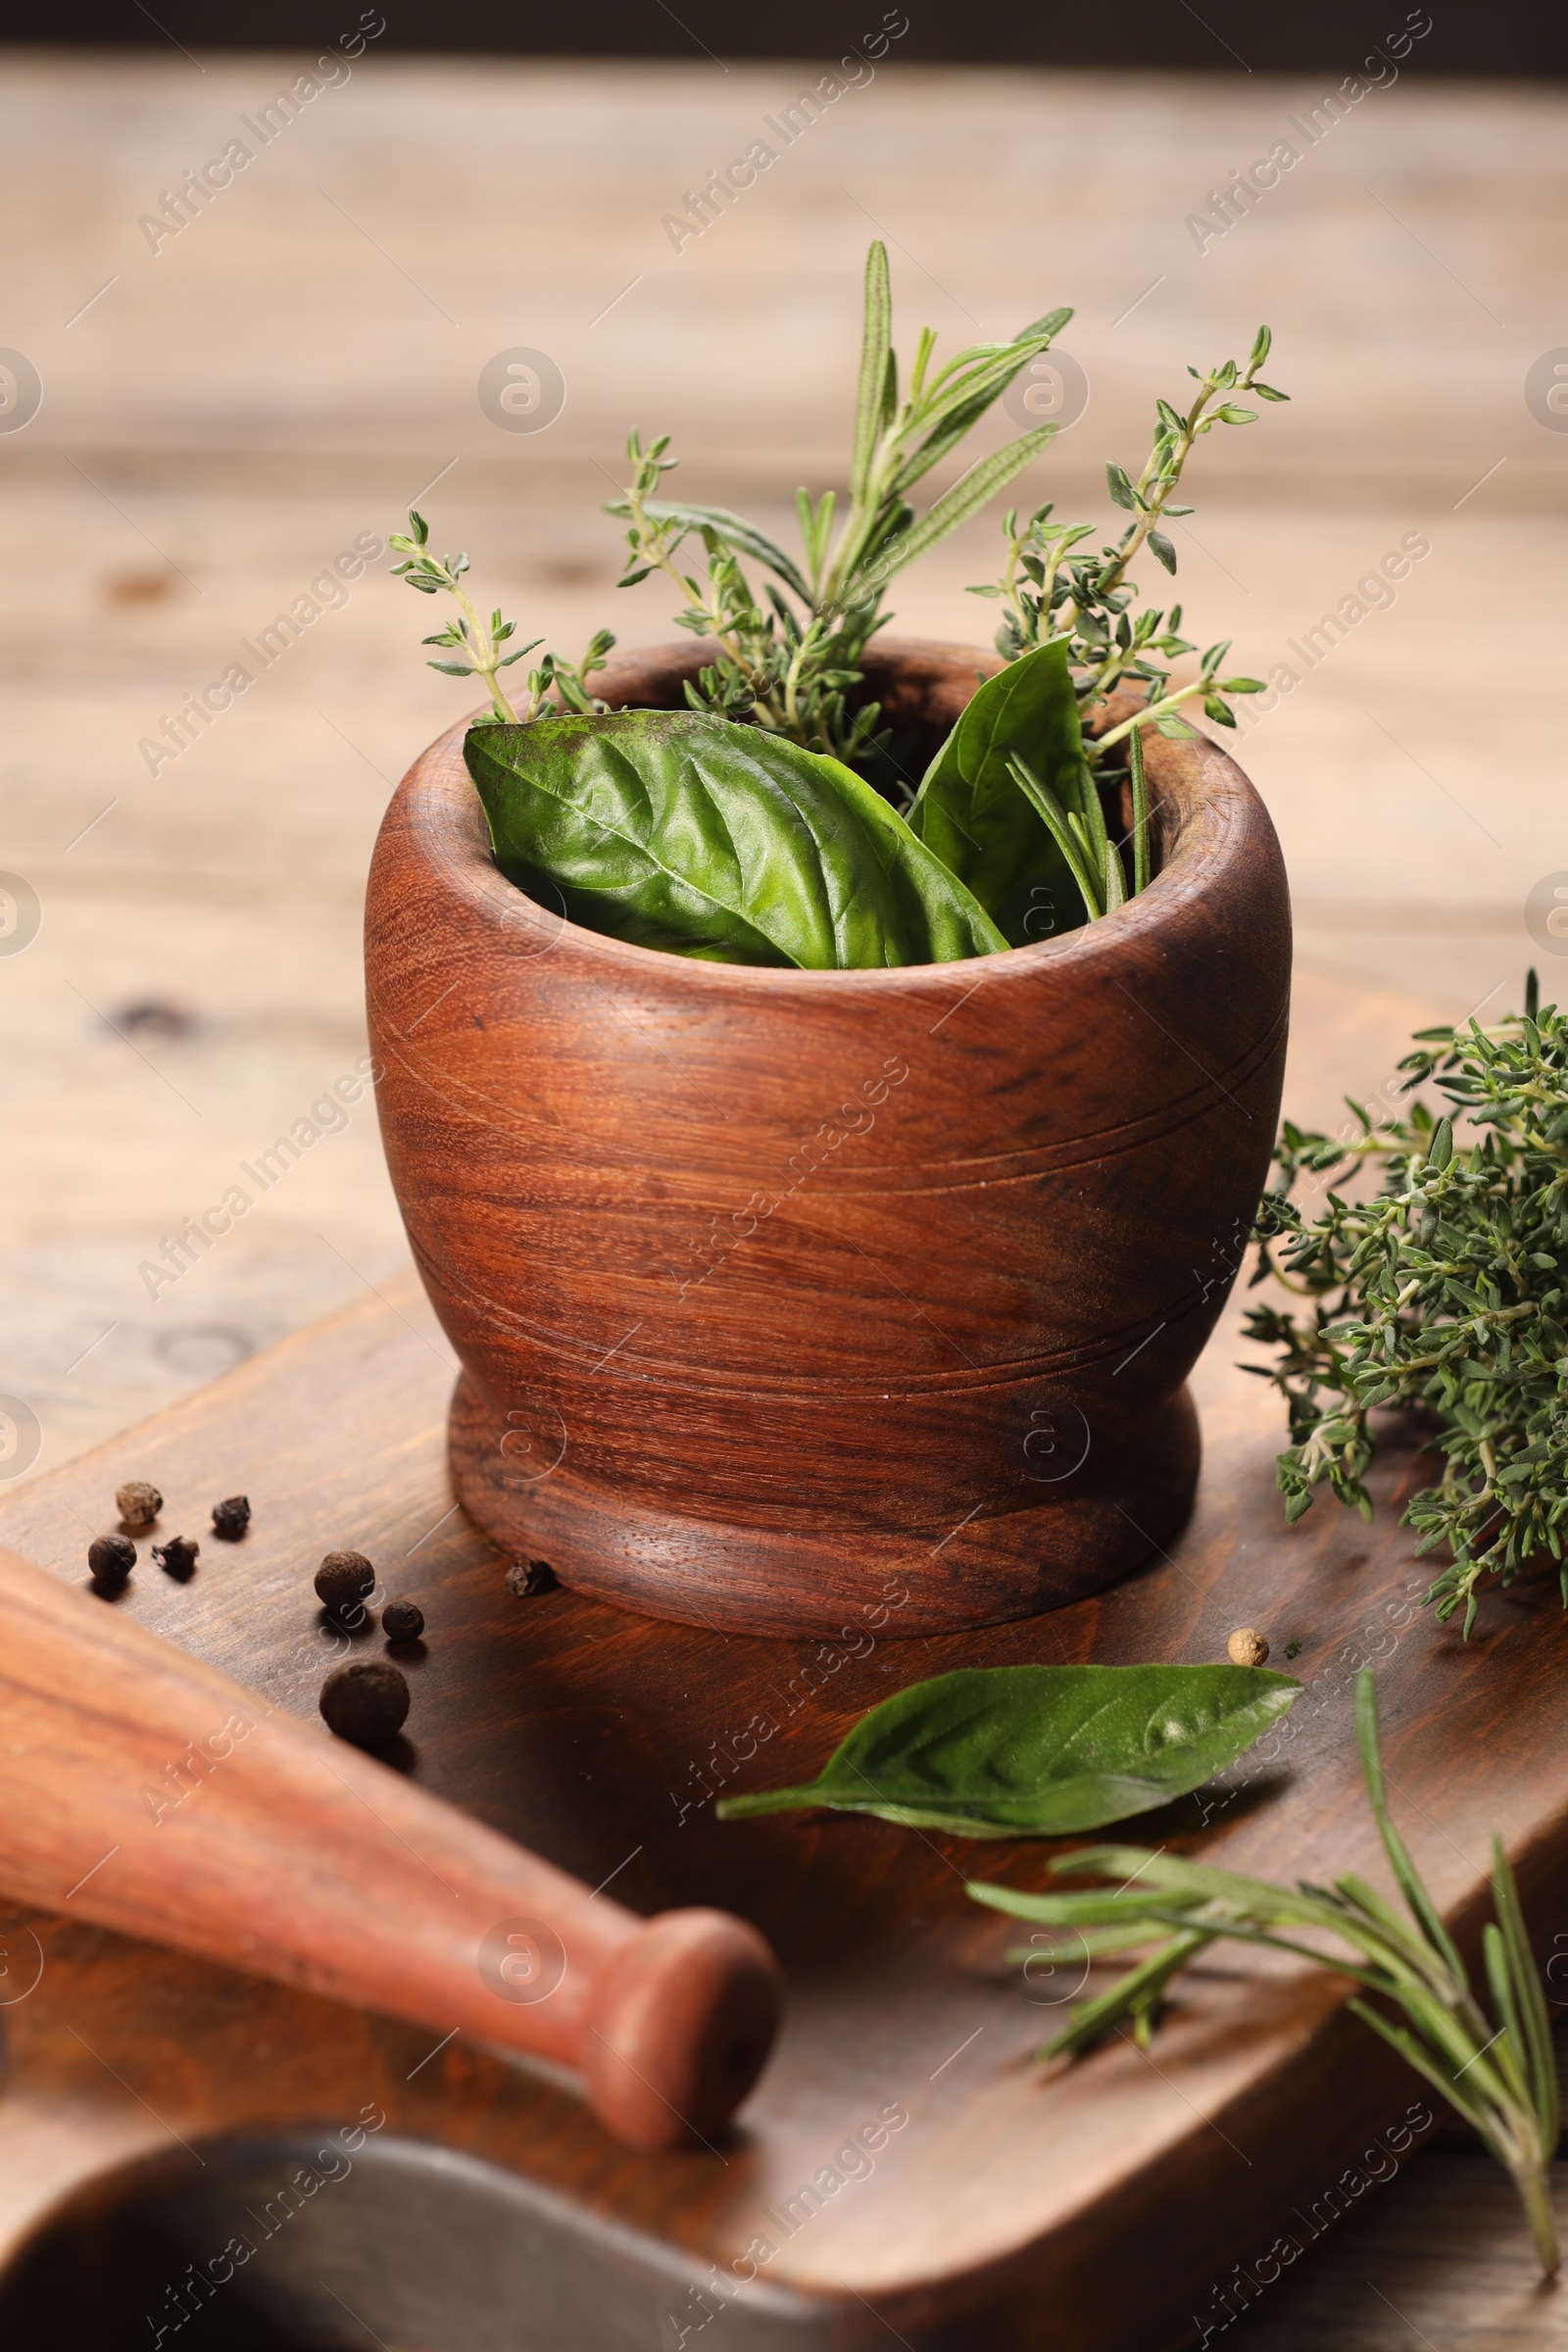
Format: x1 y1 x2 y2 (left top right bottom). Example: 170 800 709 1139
578 1907 783 2151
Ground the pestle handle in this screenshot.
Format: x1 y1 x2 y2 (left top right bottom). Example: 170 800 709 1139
0 1544 780 2150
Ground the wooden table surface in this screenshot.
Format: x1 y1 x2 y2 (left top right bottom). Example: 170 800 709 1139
0 964 1564 2348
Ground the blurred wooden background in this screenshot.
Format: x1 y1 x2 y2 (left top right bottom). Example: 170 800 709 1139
0 52 1565 2338
4 50 1564 1463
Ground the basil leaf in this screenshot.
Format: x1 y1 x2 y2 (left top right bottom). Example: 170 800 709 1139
466 710 1008 969
716 1663 1300 1838
907 638 1093 948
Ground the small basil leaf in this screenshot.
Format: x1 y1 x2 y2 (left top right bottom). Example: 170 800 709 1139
466 710 1008 969
716 1663 1300 1838
907 638 1091 948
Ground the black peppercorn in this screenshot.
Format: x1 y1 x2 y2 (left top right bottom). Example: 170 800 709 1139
211 1494 251 1540
88 1534 135 1589
117 1480 162 1529
319 1660 409 1749
315 1550 376 1618
505 1558 559 1599
152 1535 199 1579
381 1599 424 1644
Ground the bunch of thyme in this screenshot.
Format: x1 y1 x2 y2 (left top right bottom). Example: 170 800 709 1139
388 512 612 724
1247 980 1568 1634
970 325 1287 765
970 1670 1562 2277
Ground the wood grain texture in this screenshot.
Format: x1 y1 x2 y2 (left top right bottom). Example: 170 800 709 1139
0 1539 780 2152
0 999 1566 2345
365 641 1293 1636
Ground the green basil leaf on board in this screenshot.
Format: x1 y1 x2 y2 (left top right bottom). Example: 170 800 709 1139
906 639 1100 948
466 710 1008 969
715 1662 1300 1838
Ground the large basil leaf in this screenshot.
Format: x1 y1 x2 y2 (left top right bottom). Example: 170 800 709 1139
907 638 1096 949
715 1663 1300 1838
466 710 1007 969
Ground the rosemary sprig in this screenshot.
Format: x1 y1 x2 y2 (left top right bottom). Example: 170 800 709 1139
607 241 1065 782
389 510 613 724
1247 981 1568 1634
969 1669 1562 2278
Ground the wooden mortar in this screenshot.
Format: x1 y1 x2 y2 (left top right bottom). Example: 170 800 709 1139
365 639 1291 1638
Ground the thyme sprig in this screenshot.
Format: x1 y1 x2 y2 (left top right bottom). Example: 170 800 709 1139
610 429 890 763
970 1670 1562 2278
389 511 613 724
971 324 1285 758
1247 981 1568 1635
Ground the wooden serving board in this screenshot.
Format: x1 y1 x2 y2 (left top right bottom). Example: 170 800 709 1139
0 967 1563 2352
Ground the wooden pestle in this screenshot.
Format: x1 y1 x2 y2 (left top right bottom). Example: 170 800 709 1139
0 1543 781 2150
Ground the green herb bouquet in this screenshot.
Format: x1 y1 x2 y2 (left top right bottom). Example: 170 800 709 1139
391 242 1284 970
